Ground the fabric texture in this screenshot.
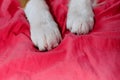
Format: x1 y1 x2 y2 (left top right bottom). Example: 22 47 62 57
0 0 120 80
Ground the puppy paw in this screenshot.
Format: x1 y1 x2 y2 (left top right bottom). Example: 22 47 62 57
67 7 94 34
25 0 62 51
30 21 62 51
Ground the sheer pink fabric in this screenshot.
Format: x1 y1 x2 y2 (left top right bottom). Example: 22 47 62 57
0 0 120 80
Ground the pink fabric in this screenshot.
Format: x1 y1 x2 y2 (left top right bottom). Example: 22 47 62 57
0 0 120 80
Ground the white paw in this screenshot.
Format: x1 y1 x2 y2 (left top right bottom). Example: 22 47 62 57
30 21 62 51
24 0 62 51
67 7 94 34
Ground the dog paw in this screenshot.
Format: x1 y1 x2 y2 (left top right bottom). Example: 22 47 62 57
67 7 94 34
30 21 62 51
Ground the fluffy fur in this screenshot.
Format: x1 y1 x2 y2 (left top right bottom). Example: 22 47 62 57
24 0 96 51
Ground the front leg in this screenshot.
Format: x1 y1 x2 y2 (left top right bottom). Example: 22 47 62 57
67 0 94 34
25 0 62 51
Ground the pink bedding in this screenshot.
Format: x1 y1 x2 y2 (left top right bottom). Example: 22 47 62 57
0 0 120 80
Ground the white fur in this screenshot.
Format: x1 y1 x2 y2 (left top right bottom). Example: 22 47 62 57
25 0 62 51
67 0 94 34
25 0 95 51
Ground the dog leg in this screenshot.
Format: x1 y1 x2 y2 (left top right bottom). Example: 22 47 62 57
67 0 94 34
25 0 62 51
